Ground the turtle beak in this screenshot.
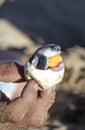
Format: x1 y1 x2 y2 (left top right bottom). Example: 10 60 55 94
48 54 63 68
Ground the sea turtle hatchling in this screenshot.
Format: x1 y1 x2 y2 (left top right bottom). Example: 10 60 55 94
24 44 65 90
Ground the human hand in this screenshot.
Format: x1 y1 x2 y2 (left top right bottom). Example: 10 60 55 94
0 62 56 128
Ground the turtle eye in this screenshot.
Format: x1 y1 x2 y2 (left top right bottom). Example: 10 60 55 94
51 45 61 52
36 55 48 70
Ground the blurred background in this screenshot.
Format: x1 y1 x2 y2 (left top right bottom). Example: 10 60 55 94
0 0 85 130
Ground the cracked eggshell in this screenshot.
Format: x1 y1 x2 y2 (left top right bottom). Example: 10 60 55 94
24 61 65 90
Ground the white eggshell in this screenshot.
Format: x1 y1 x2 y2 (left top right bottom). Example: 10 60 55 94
24 62 65 90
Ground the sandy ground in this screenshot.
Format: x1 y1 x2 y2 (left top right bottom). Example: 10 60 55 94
0 0 85 130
